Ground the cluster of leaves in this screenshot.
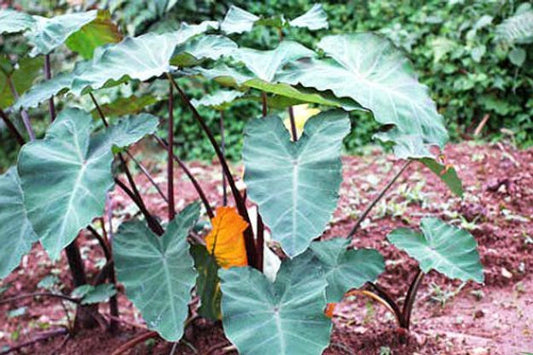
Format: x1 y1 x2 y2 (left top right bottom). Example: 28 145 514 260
106 0 533 159
0 3 485 354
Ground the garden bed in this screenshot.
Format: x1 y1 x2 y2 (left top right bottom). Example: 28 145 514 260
1 142 531 354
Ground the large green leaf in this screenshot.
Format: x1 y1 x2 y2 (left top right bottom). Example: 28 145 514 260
220 5 259 34
0 56 44 109
0 168 39 279
68 21 217 95
170 35 237 67
243 111 350 257
307 238 384 302
193 64 361 110
65 10 123 59
26 11 98 56
113 203 200 341
387 218 484 283
191 90 244 110
279 33 448 151
0 10 35 34
289 4 328 30
235 41 314 82
418 158 463 197
14 61 90 110
17 109 158 259
90 95 159 119
15 21 216 108
219 253 331 355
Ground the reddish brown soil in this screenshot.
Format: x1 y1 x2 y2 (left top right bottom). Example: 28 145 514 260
1 142 531 354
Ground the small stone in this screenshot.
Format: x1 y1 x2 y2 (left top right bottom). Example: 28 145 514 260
501 267 513 279
474 310 484 319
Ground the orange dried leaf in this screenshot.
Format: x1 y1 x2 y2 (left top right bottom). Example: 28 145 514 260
324 302 337 318
205 206 249 269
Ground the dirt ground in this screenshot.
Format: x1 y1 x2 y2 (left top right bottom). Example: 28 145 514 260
0 141 531 354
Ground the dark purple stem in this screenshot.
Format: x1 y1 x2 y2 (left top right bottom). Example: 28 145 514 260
168 75 258 269
167 80 176 220
44 54 56 121
0 108 25 146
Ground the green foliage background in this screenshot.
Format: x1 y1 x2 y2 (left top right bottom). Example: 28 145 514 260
1 0 531 168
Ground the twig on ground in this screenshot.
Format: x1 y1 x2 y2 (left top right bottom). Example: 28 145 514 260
0 328 68 355
111 331 159 355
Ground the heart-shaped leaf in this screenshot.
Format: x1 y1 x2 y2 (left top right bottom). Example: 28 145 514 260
26 11 98 56
220 5 259 34
0 168 38 279
235 41 315 82
17 109 158 259
279 33 448 152
171 35 237 67
15 21 216 109
289 4 328 30
90 95 159 119
0 10 35 34
243 110 350 257
14 61 90 110
113 203 200 341
387 217 484 283
308 238 385 302
191 90 244 110
219 252 331 355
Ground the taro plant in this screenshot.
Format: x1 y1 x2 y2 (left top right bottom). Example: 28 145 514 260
0 3 483 354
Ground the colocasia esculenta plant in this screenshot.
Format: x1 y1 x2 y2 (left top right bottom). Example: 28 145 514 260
0 4 483 354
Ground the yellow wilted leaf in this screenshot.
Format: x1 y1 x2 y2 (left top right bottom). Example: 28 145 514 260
283 104 321 140
205 206 249 269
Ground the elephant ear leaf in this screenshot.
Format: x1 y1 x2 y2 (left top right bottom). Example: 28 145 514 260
387 217 484 283
0 10 35 34
279 33 448 151
0 168 39 279
191 90 244 110
113 203 200 341
17 109 158 259
69 20 216 95
308 238 385 302
243 110 350 257
220 5 259 34
26 11 98 56
219 252 331 355
289 4 328 30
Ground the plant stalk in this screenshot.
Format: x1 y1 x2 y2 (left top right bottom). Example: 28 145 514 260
347 160 411 238
114 177 164 235
44 54 56 121
168 75 258 268
90 93 163 235
0 292 80 305
261 92 268 117
288 106 298 141
0 109 25 146
155 136 214 219
7 76 35 140
219 110 227 206
401 268 425 329
126 151 168 202
167 80 176 220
